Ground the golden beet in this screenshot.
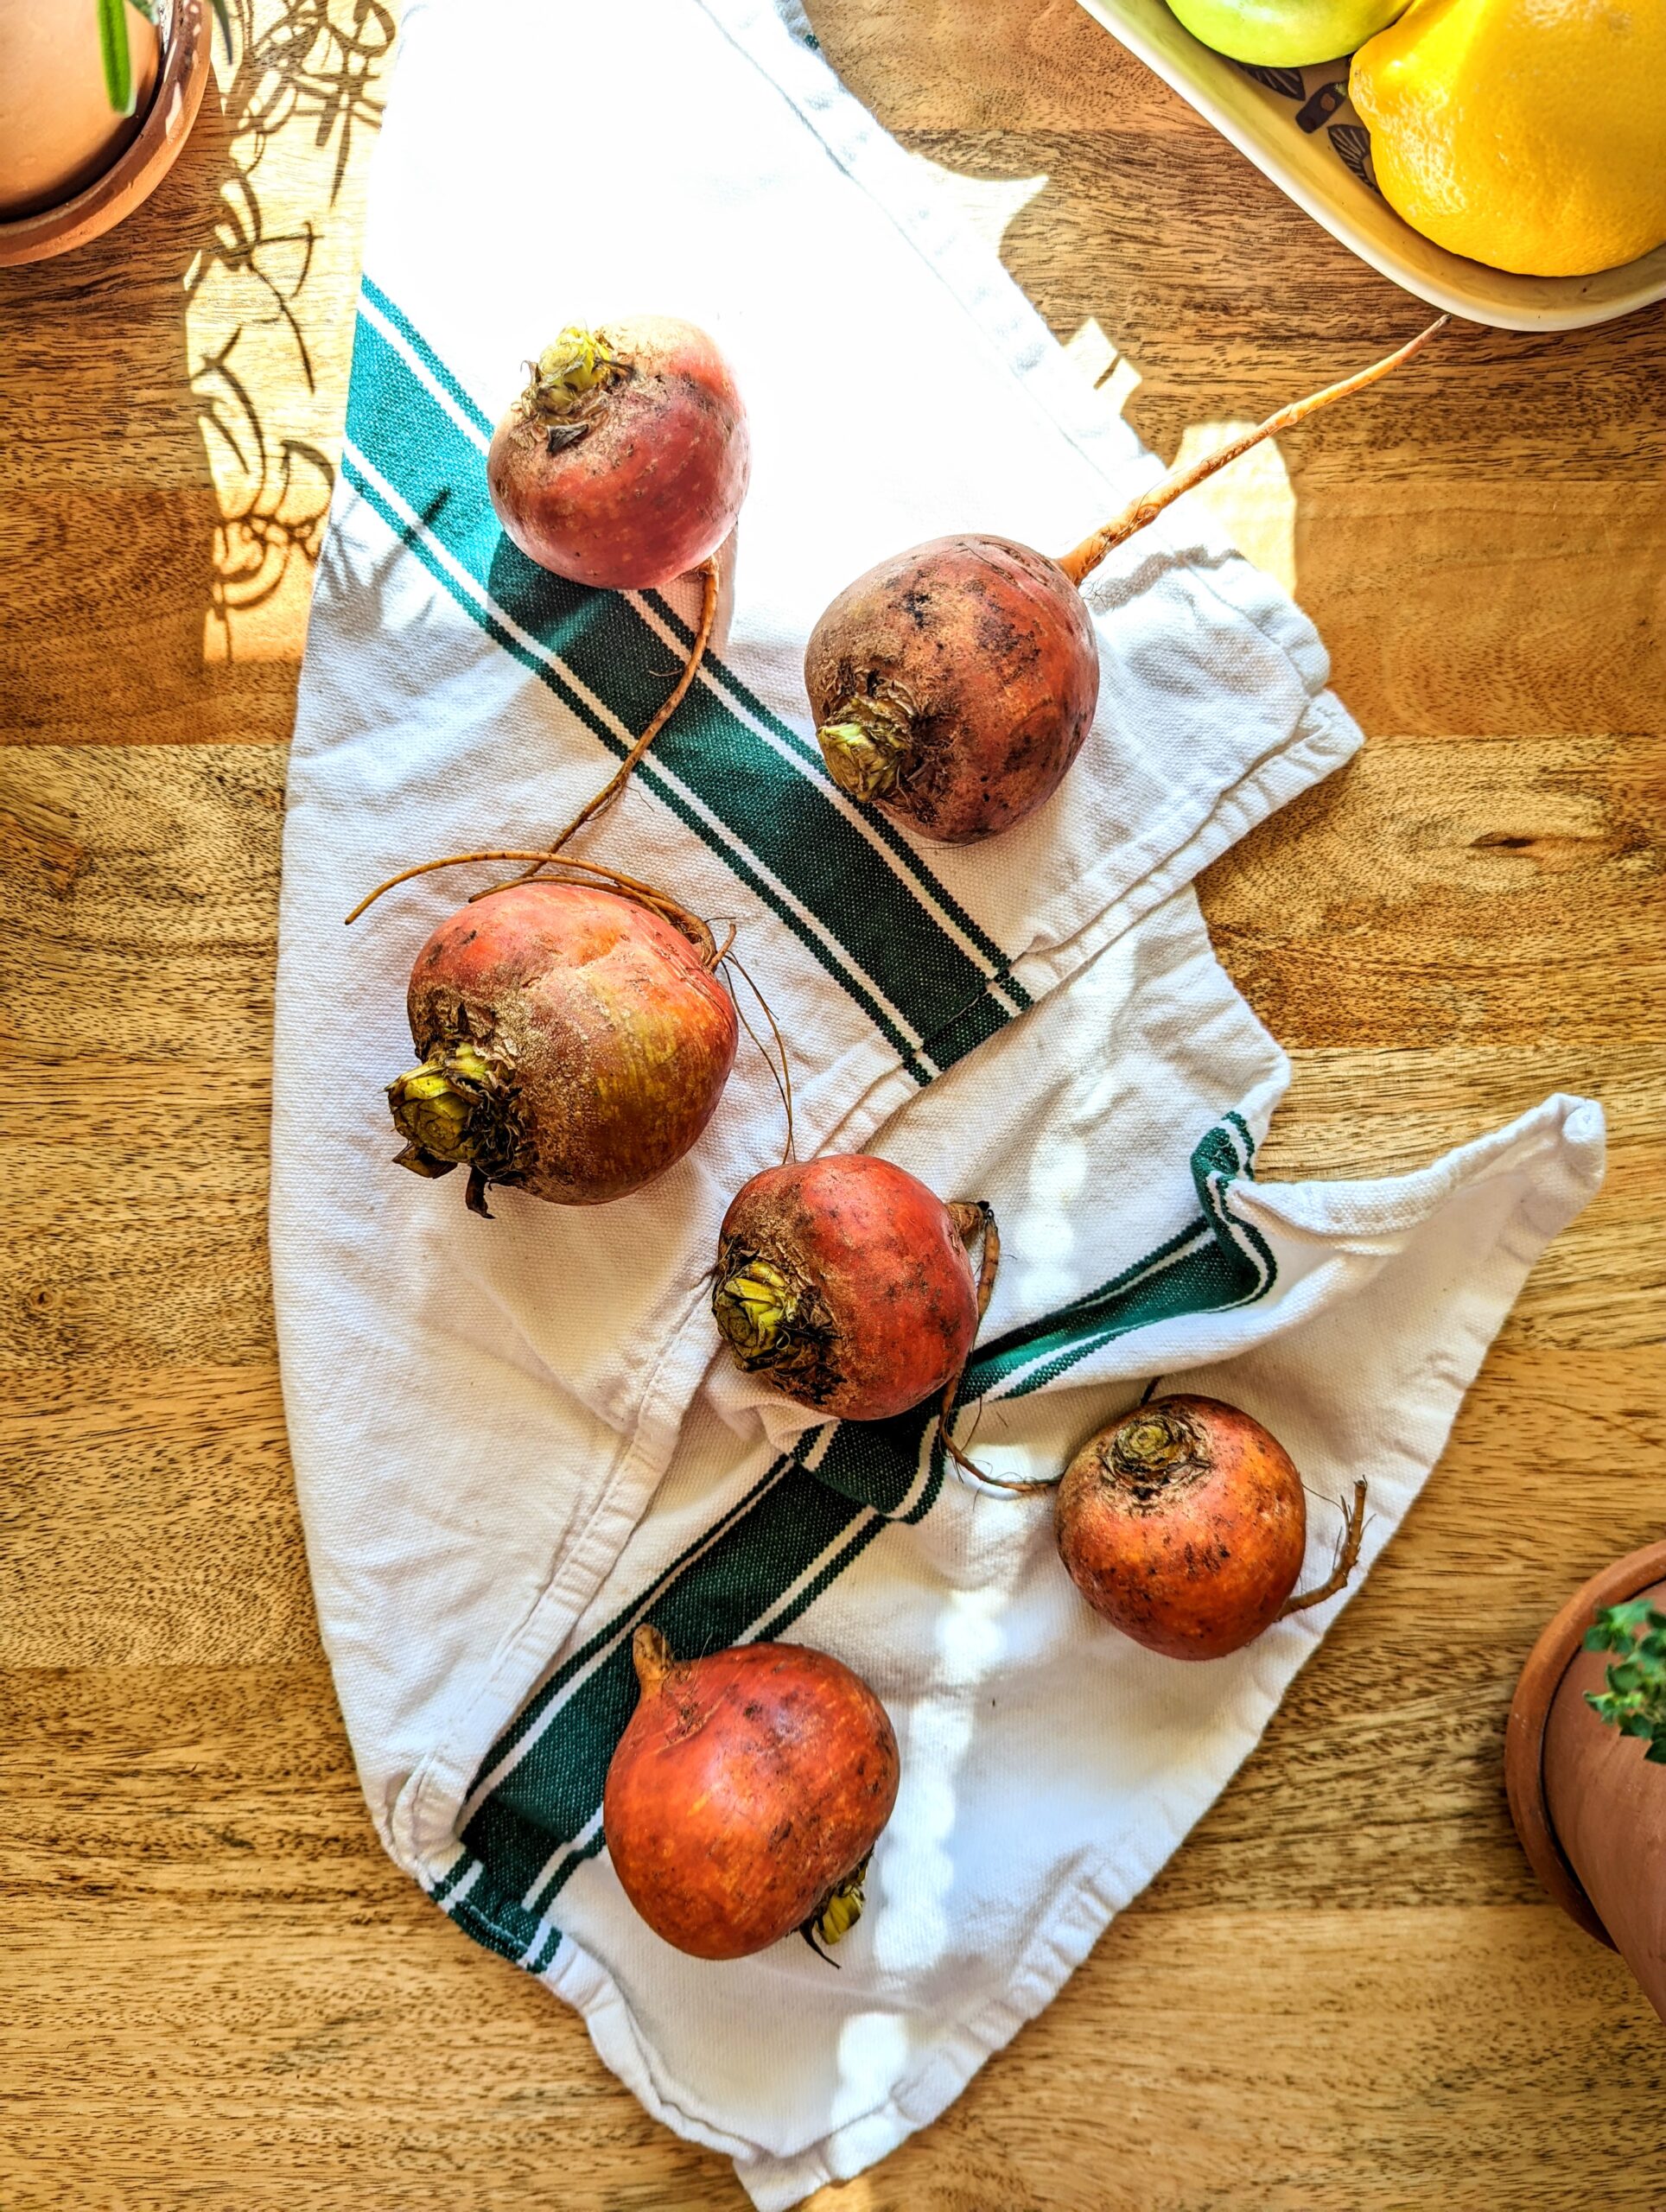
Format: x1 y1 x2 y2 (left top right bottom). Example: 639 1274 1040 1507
389 880 737 1215
806 533 1100 846
712 1155 990 1421
486 315 749 590
603 1628 900 1961
805 322 1445 847
1055 1394 1306 1661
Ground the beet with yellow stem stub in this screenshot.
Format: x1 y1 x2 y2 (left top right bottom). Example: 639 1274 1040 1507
487 314 749 591
375 868 738 1217
485 315 749 864
602 1625 900 1961
806 317 1447 846
712 1154 997 1423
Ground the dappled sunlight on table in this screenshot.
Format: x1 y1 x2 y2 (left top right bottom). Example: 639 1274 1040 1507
0 0 398 743
189 0 395 664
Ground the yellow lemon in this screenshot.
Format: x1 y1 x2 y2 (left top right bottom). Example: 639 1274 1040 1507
1351 0 1666 277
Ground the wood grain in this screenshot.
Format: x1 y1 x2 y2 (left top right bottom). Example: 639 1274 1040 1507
1 0 1663 2207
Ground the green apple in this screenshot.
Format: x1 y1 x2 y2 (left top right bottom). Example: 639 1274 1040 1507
1167 0 1409 66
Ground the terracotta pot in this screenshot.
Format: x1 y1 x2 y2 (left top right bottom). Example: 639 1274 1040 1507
1506 1539 1666 2024
0 0 160 219
0 0 211 267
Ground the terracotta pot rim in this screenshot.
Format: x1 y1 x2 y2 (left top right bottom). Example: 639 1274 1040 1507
0 0 213 269
1504 1537 1666 1951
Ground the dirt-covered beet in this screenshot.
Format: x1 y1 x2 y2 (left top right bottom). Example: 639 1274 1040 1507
805 533 1100 846
388 880 737 1213
486 315 749 589
712 1154 988 1421
603 1626 900 1961
1055 1394 1306 1660
805 321 1443 847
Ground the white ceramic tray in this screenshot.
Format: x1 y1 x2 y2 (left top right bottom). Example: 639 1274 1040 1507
1073 0 1666 331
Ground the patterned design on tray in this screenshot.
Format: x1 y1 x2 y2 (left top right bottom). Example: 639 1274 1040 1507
1238 60 1381 195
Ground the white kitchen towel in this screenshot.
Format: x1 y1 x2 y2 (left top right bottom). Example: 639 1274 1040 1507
270 0 1604 2202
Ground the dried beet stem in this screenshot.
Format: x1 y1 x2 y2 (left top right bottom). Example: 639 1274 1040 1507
387 1037 524 1185
713 1255 813 1364
800 1849 872 1966
1278 1478 1368 1617
1056 317 1447 589
510 556 722 884
1105 1405 1206 1497
631 1622 677 1697
520 326 630 429
721 948 797 1165
937 1202 1001 1481
344 850 722 968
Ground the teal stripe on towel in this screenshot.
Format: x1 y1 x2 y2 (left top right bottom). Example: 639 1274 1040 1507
344 296 1027 1072
340 442 926 1078
639 581 1027 1005
454 1122 1278 1920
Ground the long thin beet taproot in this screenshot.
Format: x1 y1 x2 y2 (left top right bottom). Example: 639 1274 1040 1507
486 315 747 861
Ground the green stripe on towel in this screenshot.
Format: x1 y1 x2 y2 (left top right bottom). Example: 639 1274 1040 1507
359 272 1022 1006
343 291 1028 1072
639 580 1027 1003
362 274 493 435
447 1121 1277 1952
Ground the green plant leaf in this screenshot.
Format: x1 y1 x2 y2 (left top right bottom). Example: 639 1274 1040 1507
98 0 136 115
1585 1618 1635 1655
1611 1599 1656 1637
1582 1601 1666 1761
102 0 230 118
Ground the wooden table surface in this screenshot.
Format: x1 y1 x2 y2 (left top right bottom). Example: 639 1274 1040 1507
3 3 1663 2205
